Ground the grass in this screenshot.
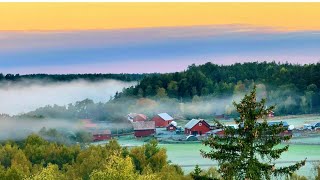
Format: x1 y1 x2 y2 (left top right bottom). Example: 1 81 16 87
160 143 320 176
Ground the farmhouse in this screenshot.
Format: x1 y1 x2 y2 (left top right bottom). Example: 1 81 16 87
132 121 155 137
166 121 178 131
152 113 174 127
92 129 112 141
185 119 211 136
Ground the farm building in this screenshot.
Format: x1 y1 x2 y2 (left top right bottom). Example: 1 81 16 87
128 113 148 122
166 121 178 131
134 114 147 122
92 129 112 141
185 119 211 136
132 121 155 137
152 113 174 127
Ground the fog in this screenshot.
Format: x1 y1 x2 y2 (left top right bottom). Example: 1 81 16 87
0 79 137 115
0 117 80 141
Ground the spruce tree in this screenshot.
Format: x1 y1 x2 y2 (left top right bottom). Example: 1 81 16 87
201 86 306 180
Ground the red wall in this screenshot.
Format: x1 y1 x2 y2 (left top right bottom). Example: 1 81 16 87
152 116 172 127
134 129 155 137
185 121 210 135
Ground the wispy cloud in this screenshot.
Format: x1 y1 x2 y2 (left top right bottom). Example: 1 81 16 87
1 25 320 74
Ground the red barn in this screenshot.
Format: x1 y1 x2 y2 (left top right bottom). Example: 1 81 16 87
92 130 112 141
133 114 148 122
185 119 211 136
132 121 155 137
152 113 174 127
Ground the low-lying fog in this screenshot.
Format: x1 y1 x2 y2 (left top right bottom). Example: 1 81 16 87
0 79 137 115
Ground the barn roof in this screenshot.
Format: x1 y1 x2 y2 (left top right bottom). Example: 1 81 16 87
135 114 147 120
185 119 209 129
92 129 111 135
158 113 173 121
166 123 177 128
185 119 200 129
132 121 155 130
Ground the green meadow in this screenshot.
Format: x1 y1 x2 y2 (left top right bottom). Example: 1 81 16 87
161 143 320 177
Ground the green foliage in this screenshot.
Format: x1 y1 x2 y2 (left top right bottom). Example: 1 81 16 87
129 139 167 173
90 154 137 180
190 165 219 180
190 165 202 179
119 62 320 115
23 134 80 169
201 86 306 179
315 162 320 180
26 164 66 180
0 135 187 180
286 173 308 180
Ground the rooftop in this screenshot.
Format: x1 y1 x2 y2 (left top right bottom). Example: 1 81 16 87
158 113 173 121
185 119 202 129
132 121 155 130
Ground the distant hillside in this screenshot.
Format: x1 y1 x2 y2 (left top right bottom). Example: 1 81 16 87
118 61 320 115
0 73 146 83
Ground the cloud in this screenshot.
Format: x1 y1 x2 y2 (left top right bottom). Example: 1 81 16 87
1 24 320 74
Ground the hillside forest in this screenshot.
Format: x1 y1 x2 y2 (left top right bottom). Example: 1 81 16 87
2 62 319 122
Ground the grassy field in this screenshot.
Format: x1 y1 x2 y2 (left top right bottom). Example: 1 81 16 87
103 136 320 177
160 143 320 177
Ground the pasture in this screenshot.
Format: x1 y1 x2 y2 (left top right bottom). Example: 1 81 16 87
161 143 320 177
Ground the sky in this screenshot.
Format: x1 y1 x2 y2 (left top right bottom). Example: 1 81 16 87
1 3 320 74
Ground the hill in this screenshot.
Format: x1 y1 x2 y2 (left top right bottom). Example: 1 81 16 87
118 61 320 115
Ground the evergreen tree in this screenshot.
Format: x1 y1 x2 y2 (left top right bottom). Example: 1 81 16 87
201 86 306 180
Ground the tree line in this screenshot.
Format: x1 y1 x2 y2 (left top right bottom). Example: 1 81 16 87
0 135 193 180
118 62 320 115
0 73 146 83
5 62 320 121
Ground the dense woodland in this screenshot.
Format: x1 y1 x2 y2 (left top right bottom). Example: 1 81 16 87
0 136 192 180
2 62 320 121
118 62 320 115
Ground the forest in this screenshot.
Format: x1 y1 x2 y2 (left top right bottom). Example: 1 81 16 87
0 135 190 180
2 61 320 122
118 62 320 115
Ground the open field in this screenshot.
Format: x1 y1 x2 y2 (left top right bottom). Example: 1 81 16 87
96 135 320 177
161 143 320 176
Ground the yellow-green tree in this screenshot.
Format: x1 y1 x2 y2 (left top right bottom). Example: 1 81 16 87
26 164 65 180
90 154 137 180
